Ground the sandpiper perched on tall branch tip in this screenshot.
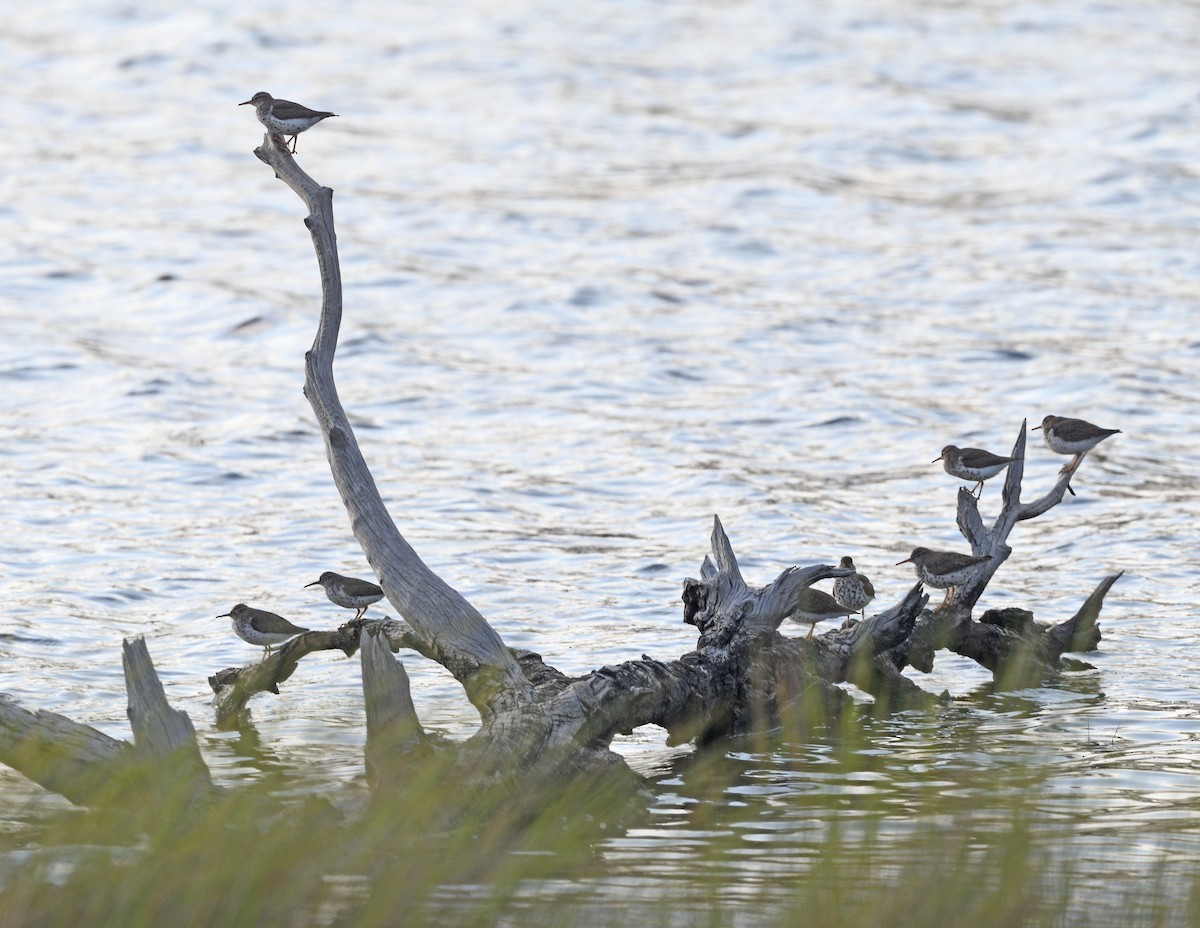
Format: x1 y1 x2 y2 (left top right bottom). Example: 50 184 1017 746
897 547 991 609
218 604 311 661
1033 415 1120 473
832 556 874 620
239 92 337 153
305 571 384 620
933 445 1018 498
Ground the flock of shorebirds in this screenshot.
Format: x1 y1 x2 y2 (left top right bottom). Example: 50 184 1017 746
217 417 1118 658
786 415 1120 637
233 95 1125 646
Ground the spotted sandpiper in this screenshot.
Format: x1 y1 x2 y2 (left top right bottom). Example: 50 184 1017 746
786 588 858 640
305 571 384 620
933 445 1018 498
218 604 311 661
239 92 337 153
896 547 991 608
1033 415 1120 472
832 556 875 620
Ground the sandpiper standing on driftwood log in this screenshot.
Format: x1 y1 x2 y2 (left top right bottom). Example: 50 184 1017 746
218 604 311 661
305 571 384 620
239 92 337 153
786 588 858 640
897 547 991 609
832 556 874 620
1033 415 1121 472
933 445 1018 498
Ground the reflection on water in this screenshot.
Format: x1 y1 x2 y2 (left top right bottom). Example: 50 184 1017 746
2 0 1200 916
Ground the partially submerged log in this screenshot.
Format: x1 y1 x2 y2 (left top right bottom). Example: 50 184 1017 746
0 134 1123 815
0 639 212 813
0 697 132 807
225 136 1122 778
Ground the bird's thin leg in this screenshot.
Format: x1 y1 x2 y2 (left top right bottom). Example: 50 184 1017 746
972 481 983 499
806 625 814 641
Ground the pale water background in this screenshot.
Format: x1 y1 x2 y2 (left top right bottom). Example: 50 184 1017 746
1 0 1199 918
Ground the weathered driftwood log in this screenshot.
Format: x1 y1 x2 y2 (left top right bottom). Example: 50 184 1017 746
245 135 904 780
240 134 1120 781
124 638 214 814
0 137 1124 815
346 514 926 791
0 696 133 807
360 628 431 793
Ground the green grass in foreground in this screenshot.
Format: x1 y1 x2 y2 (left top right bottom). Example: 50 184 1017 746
0 730 1196 928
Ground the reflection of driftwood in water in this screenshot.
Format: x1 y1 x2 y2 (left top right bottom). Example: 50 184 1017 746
0 135 1122 812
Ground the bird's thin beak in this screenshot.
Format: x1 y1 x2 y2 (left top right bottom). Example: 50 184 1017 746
303 580 320 588
216 612 231 618
931 454 943 463
239 100 252 106
1031 424 1042 431
896 557 913 565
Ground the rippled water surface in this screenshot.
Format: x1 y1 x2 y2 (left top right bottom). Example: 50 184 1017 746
2 0 1199 918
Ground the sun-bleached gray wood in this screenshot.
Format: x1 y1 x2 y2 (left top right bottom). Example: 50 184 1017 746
360 628 429 791
0 696 132 806
123 637 213 808
252 134 531 717
0 638 214 810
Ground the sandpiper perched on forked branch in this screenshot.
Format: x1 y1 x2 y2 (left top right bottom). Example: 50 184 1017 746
832 556 874 620
305 571 384 620
786 588 858 640
218 604 311 661
897 547 991 609
239 91 337 153
933 445 1018 499
1033 415 1121 473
